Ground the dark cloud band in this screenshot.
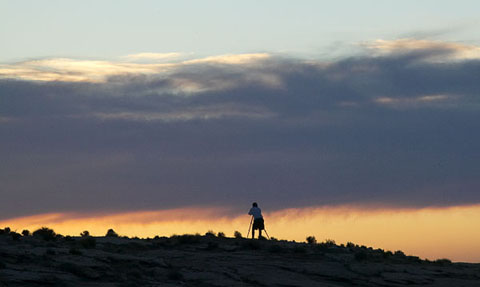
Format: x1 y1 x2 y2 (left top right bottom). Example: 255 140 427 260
1 45 479 220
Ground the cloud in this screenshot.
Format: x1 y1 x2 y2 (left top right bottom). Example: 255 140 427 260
0 53 272 83
0 58 173 82
1 40 480 220
365 38 480 61
373 94 458 108
87 103 276 122
182 53 270 65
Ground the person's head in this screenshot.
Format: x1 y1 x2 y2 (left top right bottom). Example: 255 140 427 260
252 202 258 207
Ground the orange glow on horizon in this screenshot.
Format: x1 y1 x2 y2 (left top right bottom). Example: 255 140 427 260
1 205 480 263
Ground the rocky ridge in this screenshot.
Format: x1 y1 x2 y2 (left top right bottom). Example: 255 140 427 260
0 228 479 286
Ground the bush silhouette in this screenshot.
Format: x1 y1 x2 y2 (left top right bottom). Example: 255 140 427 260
22 230 30 236
33 227 56 241
434 258 452 265
172 234 201 244
10 232 21 241
394 250 406 257
106 229 119 237
79 236 96 249
306 236 317 244
324 239 336 246
346 242 356 248
234 231 242 238
383 250 393 258
217 232 226 238
80 230 90 237
205 230 216 237
0 227 11 235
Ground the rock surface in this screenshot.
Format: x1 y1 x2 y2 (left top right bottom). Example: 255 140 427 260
1 232 479 286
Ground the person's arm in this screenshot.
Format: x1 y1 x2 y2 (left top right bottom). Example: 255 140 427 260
248 208 253 215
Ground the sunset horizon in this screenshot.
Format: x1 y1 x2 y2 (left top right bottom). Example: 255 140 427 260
1 2 480 285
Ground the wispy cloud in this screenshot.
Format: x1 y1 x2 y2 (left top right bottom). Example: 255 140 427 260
0 58 173 82
0 53 272 83
88 104 276 122
374 94 457 108
182 53 270 65
366 39 480 61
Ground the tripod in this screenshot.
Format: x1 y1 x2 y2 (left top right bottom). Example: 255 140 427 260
247 216 270 239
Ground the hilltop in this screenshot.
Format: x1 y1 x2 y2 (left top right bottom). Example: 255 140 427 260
0 228 479 286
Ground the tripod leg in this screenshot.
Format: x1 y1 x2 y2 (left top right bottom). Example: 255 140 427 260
247 216 253 238
264 229 270 239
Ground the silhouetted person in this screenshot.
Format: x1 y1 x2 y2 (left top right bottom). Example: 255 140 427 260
248 202 264 239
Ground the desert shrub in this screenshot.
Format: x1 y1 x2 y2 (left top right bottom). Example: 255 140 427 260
383 250 393 258
69 247 82 255
33 227 56 241
80 230 90 237
0 227 10 235
205 230 216 237
355 250 368 261
407 256 422 263
64 235 74 242
306 236 317 245
106 229 119 237
234 231 242 238
324 239 336 246
22 230 30 236
173 234 201 244
269 236 278 241
79 236 96 249
394 250 406 257
217 232 226 238
434 258 452 265
10 232 21 241
346 242 356 248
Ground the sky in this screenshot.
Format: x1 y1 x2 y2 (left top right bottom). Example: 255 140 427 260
1 1 480 262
